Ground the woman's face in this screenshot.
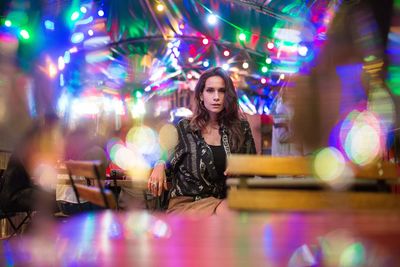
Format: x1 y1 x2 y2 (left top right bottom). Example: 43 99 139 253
200 75 226 116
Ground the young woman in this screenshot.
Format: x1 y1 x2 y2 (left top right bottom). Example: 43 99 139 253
148 67 256 216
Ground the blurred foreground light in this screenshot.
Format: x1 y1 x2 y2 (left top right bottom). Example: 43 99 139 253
48 64 57 78
4 20 12 27
207 14 217 25
159 123 178 150
58 56 65 70
261 78 267 84
126 126 158 155
156 4 165 12
71 32 84 43
313 147 346 183
343 111 382 166
19 29 30 40
44 20 55 30
319 230 368 267
70 11 80 21
80 6 87 13
298 45 308 56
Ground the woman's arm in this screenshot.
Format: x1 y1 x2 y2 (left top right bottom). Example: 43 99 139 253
148 120 187 196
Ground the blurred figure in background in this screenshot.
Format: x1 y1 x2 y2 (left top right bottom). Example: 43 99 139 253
291 0 397 160
271 87 302 156
0 113 63 214
56 116 107 215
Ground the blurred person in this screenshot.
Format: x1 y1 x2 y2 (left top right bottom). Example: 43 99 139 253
291 1 396 154
0 113 63 213
57 116 108 215
106 113 149 210
148 67 256 216
271 87 302 156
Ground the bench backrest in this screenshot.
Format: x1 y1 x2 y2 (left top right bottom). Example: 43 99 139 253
65 160 117 209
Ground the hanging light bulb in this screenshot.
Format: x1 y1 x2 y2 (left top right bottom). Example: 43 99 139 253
156 4 165 12
207 14 217 25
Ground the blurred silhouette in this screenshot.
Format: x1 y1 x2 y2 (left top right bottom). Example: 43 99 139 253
271 87 302 156
291 0 397 157
0 114 63 213
57 116 108 215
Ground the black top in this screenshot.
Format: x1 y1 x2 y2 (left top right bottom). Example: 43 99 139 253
208 145 226 178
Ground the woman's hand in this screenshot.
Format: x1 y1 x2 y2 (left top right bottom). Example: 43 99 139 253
148 163 168 196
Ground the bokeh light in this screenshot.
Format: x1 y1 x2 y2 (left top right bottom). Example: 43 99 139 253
342 111 383 166
158 123 178 151
313 147 353 190
207 14 217 25
126 126 158 155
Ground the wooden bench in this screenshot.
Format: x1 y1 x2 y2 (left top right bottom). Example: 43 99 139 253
227 155 400 212
0 150 11 177
65 160 118 210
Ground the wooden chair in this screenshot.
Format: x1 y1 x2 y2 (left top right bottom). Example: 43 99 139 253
65 160 118 210
1 150 33 237
0 207 32 238
226 155 400 212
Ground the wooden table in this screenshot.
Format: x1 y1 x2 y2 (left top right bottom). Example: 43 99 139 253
1 210 400 266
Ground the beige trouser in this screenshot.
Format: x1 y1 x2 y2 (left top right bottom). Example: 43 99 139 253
167 196 224 216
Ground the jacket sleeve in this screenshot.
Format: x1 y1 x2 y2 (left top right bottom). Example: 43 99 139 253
242 120 257 154
165 119 187 177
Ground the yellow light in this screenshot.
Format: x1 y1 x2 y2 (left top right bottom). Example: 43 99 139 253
48 64 57 78
156 4 164 12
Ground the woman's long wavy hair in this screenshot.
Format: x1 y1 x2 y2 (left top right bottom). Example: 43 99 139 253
190 67 245 151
